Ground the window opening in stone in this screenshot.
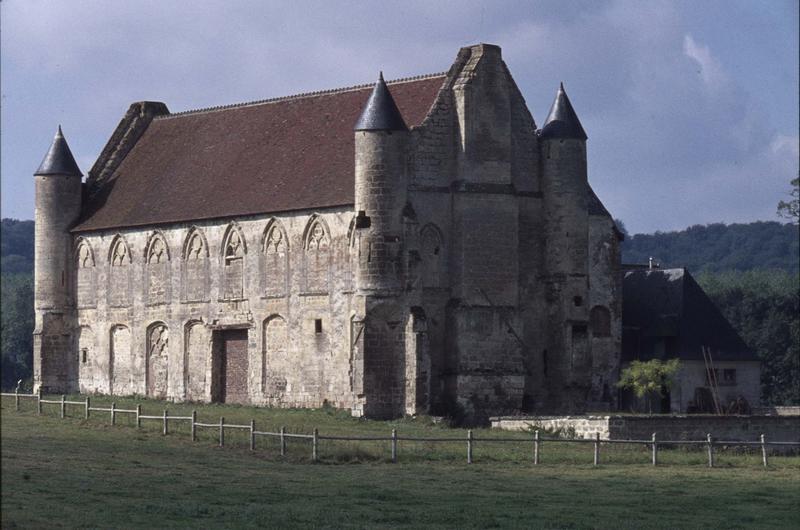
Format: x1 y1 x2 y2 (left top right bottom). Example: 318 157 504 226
315 319 323 334
722 369 736 385
81 348 88 364
573 296 583 307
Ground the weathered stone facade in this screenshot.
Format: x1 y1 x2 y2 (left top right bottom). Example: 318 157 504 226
33 44 623 419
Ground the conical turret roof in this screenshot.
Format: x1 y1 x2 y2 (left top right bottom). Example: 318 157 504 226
35 126 83 176
540 83 587 140
354 72 408 131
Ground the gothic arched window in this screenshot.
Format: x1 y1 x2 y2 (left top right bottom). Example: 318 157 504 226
262 221 288 298
590 305 612 337
145 232 170 305
420 224 444 289
147 322 169 399
262 315 288 394
182 228 209 302
222 225 246 300
75 239 96 308
303 216 331 294
108 235 131 307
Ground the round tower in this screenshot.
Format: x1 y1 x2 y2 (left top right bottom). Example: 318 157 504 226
541 83 589 279
353 72 409 294
34 126 83 309
33 126 83 392
539 84 591 411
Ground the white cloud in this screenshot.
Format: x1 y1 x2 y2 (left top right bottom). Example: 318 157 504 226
682 34 727 91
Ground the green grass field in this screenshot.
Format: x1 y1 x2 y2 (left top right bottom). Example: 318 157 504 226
2 396 799 529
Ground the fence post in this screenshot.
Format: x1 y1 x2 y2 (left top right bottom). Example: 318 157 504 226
60 395 66 419
14 384 19 411
651 432 658 466
534 430 540 465
312 428 319 462
706 433 714 468
219 417 224 447
593 432 600 466
467 430 473 465
111 402 116 426
760 434 768 468
136 404 141 428
391 429 398 463
37 387 42 415
191 410 196 442
163 410 168 436
280 426 286 457
85 397 90 420
250 420 255 451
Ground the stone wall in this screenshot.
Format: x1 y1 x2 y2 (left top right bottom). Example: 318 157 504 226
491 414 800 443
73 207 359 409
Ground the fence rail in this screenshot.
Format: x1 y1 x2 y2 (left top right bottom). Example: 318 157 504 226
3 391 798 467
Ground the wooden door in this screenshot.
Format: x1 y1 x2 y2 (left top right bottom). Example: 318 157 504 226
218 329 249 404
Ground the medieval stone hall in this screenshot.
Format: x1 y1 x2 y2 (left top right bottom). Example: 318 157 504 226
33 44 622 419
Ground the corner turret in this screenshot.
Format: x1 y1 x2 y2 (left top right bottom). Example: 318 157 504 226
540 83 587 140
33 126 83 393
539 84 591 412
354 73 408 132
353 73 409 294
352 73 411 419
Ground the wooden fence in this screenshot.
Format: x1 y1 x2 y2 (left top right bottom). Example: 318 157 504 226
3 389 799 467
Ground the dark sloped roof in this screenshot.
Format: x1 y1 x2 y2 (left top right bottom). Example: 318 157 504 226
588 186 610 217
622 268 758 362
35 126 83 177
73 75 446 232
540 83 587 140
354 73 408 131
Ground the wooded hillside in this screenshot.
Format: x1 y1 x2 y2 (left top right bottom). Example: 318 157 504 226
620 221 799 273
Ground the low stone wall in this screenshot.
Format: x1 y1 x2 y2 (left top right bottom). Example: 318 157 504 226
752 406 800 417
607 415 800 443
491 415 800 443
491 416 610 439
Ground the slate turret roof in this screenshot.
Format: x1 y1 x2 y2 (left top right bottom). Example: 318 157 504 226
35 126 83 177
73 74 445 232
540 83 587 140
354 72 408 131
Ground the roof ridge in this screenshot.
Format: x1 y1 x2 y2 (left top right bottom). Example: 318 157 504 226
158 72 448 120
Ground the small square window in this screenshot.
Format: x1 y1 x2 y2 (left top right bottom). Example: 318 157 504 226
573 296 583 307
722 369 736 385
314 319 323 334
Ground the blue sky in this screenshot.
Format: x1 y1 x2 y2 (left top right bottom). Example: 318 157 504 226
1 0 797 234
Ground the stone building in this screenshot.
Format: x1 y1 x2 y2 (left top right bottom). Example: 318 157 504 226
33 43 623 419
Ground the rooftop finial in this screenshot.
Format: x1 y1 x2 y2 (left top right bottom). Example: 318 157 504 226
35 126 83 177
353 72 408 131
540 83 587 140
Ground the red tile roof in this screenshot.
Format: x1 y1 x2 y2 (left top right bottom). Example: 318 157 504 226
74 74 446 232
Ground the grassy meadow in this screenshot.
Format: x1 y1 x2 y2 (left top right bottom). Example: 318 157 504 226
2 395 799 529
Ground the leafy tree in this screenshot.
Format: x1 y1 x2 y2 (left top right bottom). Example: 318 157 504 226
697 269 800 405
777 177 799 223
617 359 681 413
1 273 34 390
613 218 629 239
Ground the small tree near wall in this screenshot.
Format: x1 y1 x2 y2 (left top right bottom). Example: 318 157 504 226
617 359 681 413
